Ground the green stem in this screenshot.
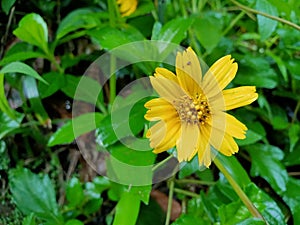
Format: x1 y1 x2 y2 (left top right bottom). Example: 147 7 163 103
175 179 216 186
174 188 199 198
165 176 175 225
214 157 267 223
109 55 117 106
230 0 300 31
222 10 245 36
292 100 300 123
152 154 174 172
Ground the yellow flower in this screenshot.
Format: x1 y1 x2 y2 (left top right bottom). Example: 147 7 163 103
144 47 258 168
117 0 138 16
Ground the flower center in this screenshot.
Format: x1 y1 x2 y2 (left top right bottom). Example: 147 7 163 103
174 94 210 125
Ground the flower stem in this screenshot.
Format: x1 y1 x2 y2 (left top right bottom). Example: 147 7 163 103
165 176 175 225
175 179 215 186
230 0 300 31
214 156 266 222
109 54 117 107
174 188 199 198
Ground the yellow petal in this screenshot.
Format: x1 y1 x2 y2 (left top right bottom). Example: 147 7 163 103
218 133 239 156
144 98 178 121
197 126 212 168
152 121 181 153
207 112 247 139
223 86 258 110
149 76 185 101
155 68 179 84
176 122 199 162
175 47 202 97
203 55 237 98
118 0 137 16
147 119 179 149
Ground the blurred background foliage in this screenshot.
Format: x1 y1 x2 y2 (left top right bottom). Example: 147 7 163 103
0 0 300 224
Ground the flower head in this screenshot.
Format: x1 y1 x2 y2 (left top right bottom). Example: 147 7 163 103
144 47 258 168
117 0 137 17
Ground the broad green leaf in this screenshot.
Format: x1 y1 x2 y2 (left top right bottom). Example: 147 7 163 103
283 144 300 166
1 0 16 14
65 220 84 225
38 72 65 98
23 76 49 126
155 17 194 44
236 218 265 225
219 183 285 225
179 155 201 179
61 74 103 107
92 176 111 193
215 153 251 188
288 123 300 152
270 104 288 130
112 191 141 225
172 196 213 224
256 0 278 40
22 213 37 225
9 167 63 224
56 9 101 40
0 51 45 66
282 177 300 225
193 12 223 53
13 13 49 53
136 198 165 225
88 25 145 50
235 55 277 89
0 73 15 118
172 214 207 225
0 62 48 84
237 121 266 146
151 21 162 40
106 143 155 186
0 111 24 139
96 98 148 147
47 112 104 146
66 177 84 207
246 144 288 194
266 50 288 82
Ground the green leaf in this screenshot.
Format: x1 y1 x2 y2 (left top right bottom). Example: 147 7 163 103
47 112 105 146
38 72 64 98
0 51 45 66
136 198 165 225
193 12 223 53
88 25 145 50
246 144 288 194
256 0 278 40
179 155 201 179
22 213 37 225
61 74 103 107
106 143 155 186
283 144 300 166
1 0 16 14
288 123 300 152
236 121 266 146
96 98 148 147
282 177 300 225
13 13 48 53
0 62 48 84
0 73 15 119
155 17 194 44
113 191 141 225
235 55 277 89
0 111 24 139
56 9 101 40
172 214 207 225
9 167 63 224
219 183 285 225
65 219 84 225
215 153 251 188
66 177 84 207
23 76 49 125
